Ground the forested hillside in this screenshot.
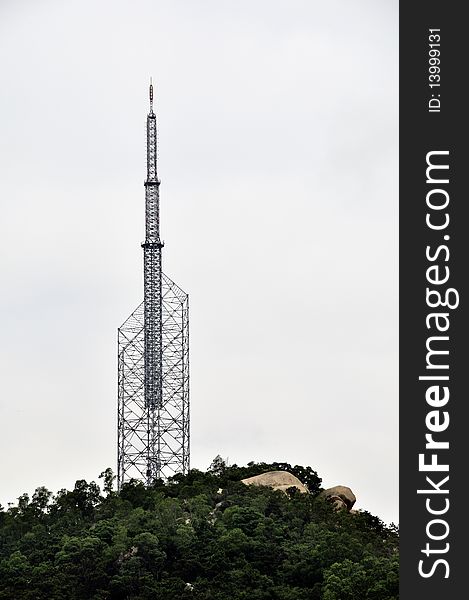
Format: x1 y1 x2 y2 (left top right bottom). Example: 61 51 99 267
0 461 399 599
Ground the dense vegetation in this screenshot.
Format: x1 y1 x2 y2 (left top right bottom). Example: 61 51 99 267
0 459 399 599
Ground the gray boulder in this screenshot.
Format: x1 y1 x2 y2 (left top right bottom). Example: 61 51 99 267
241 471 309 494
319 485 356 511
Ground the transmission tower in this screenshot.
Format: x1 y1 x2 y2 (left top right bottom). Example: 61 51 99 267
117 83 189 488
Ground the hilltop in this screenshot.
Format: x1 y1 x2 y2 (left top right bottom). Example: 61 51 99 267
0 460 398 599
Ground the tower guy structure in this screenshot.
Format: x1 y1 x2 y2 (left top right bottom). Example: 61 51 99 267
117 83 189 488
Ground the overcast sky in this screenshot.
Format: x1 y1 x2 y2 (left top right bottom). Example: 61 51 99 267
0 0 398 524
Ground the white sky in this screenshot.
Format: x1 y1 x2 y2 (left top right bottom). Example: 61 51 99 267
0 0 398 524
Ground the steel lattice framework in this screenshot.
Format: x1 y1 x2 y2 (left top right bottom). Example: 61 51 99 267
117 83 189 488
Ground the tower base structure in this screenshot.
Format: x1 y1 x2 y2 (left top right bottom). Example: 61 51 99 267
117 273 189 488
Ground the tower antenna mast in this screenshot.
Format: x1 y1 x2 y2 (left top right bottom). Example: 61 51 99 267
117 82 190 487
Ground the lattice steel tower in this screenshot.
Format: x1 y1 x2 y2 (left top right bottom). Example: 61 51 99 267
117 83 189 488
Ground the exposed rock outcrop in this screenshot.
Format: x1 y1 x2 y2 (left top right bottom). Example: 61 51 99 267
319 485 356 511
240 472 357 513
241 471 309 494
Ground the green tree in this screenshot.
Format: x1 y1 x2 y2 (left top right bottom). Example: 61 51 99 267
322 556 399 600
